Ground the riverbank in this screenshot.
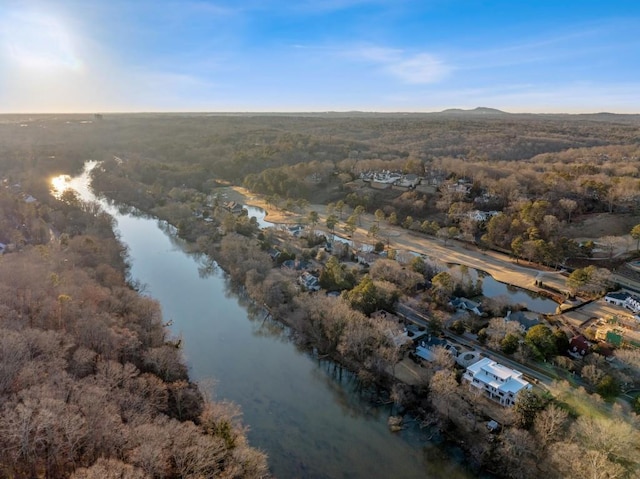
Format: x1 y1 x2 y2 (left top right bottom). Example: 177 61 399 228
86 167 640 479
220 186 569 298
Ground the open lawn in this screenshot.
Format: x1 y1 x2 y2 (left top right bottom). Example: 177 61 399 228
561 212 638 239
549 381 610 419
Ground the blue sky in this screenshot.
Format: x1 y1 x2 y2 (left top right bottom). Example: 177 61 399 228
1 0 639 113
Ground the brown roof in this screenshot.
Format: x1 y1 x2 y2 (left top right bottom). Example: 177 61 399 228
569 335 590 355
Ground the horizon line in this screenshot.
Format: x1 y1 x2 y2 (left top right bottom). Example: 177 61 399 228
1 108 639 116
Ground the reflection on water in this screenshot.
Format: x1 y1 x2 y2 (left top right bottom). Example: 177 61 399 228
53 162 475 478
244 205 273 229
448 265 558 313
244 204 553 316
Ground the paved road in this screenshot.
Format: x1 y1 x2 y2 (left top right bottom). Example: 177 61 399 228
396 303 556 386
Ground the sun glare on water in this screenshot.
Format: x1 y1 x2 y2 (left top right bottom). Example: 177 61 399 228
50 174 72 199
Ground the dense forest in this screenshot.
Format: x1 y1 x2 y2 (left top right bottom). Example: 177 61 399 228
2 112 640 478
0 136 268 477
18 111 634 270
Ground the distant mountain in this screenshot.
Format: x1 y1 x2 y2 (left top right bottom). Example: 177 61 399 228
439 107 509 115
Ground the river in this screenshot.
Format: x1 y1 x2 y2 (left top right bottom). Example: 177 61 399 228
53 163 473 478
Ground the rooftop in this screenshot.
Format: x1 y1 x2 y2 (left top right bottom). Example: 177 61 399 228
467 357 527 386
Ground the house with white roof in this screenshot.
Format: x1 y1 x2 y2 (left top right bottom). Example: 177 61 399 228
626 295 640 313
468 210 499 223
463 357 531 407
397 174 421 188
604 291 640 314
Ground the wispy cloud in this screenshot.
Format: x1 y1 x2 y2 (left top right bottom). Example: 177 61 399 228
348 46 451 84
0 7 82 71
387 53 450 84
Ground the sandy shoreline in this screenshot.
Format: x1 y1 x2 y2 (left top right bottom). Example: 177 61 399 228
214 186 570 297
212 185 302 224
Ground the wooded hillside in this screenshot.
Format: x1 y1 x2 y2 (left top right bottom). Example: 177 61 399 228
0 160 268 478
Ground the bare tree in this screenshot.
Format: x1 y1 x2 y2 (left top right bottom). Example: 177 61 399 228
559 198 577 223
497 428 540 479
431 345 455 371
70 458 149 479
551 442 626 479
429 370 458 417
533 404 568 448
571 416 639 465
580 364 605 386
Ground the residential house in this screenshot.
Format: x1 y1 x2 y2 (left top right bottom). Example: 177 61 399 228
222 201 243 215
474 192 500 207
463 357 532 407
372 311 414 349
286 225 304 237
605 291 630 307
449 297 483 316
397 174 421 188
423 169 446 187
404 324 428 344
356 251 379 266
505 310 540 331
372 170 402 185
298 272 320 292
486 420 501 432
568 335 590 358
604 291 640 314
468 210 499 223
446 179 473 195
268 248 281 261
415 335 458 362
626 295 640 313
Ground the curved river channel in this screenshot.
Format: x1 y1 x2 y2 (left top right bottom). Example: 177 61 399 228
56 163 476 479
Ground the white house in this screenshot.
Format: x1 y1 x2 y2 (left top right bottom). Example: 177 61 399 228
468 210 499 222
397 174 421 188
626 295 640 313
605 291 630 307
463 357 531 407
604 291 640 314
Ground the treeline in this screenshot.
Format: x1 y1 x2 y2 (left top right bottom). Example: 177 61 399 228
3 112 639 185
145 208 640 479
74 145 640 479
64 114 640 262
426 368 640 479
0 175 268 477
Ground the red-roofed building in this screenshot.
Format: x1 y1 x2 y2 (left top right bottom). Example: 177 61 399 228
568 335 590 357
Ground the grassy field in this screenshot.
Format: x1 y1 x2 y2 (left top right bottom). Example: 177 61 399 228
550 381 610 419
